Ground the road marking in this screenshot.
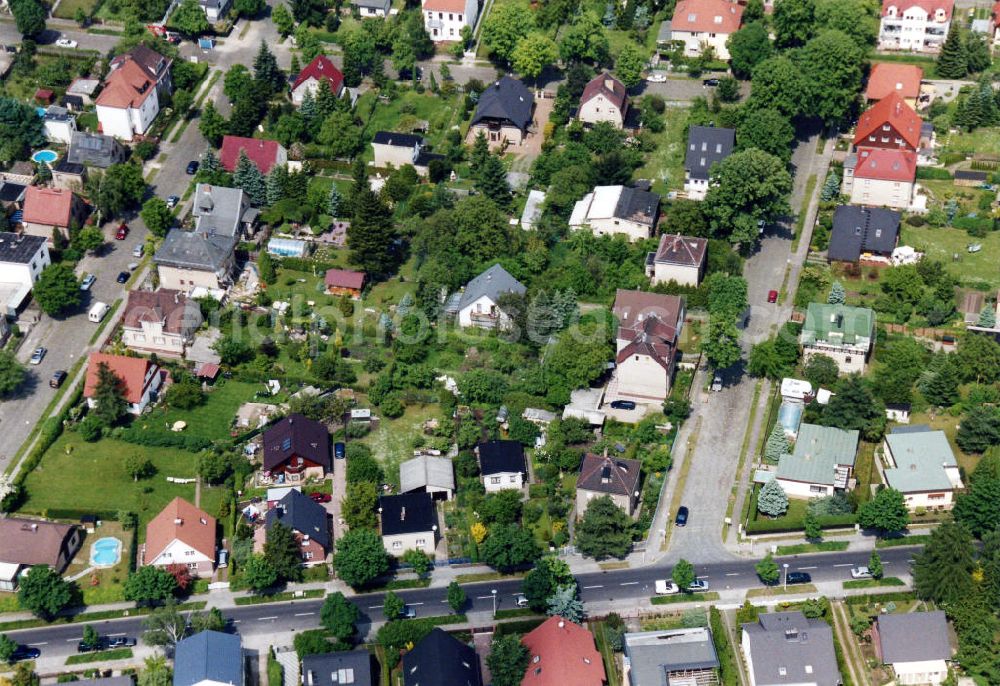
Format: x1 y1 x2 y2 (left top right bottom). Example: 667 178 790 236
582 585 603 589
233 620 241 624
294 612 314 617
619 582 638 586
725 573 740 577
832 563 853 567
27 643 47 646
108 633 126 637
258 616 278 621
475 595 495 599
797 566 817 570
66 638 80 642
409 602 424 606
368 605 382 609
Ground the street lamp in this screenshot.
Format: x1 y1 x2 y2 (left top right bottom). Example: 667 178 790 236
491 589 498 616
783 563 789 590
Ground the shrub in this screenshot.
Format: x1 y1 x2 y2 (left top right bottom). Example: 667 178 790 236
915 167 952 180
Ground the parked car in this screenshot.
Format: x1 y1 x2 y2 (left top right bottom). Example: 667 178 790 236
646 72 668 83
309 492 332 503
166 195 180 208
29 347 46 365
711 373 723 391
786 572 812 585
10 645 40 662
401 605 417 619
186 161 199 175
132 243 144 258
334 442 346 459
56 38 78 48
610 400 636 410
767 289 778 304
702 78 720 87
687 578 709 592
515 594 529 607
106 637 136 648
850 566 872 579
80 273 96 291
655 580 679 595
116 223 129 240
77 639 105 653
50 370 67 388
675 506 689 527
116 271 130 284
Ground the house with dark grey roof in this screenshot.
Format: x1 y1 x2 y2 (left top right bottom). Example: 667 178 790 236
883 426 963 511
262 414 331 481
623 627 720 686
872 611 951 685
576 452 642 516
67 131 129 168
255 488 331 566
0 232 51 317
0 181 26 208
569 185 661 241
448 263 526 330
647 233 708 286
400 454 455 500
351 0 391 17
192 184 254 239
173 631 243 686
469 76 535 147
198 0 231 20
303 650 374 686
476 440 526 492
684 126 735 200
378 492 438 557
42 105 76 144
51 158 87 191
403 628 482 686
828 205 901 263
741 612 841 686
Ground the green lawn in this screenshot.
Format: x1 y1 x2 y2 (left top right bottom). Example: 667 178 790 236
359 402 442 487
357 89 466 151
939 126 1000 157
635 105 690 195
53 0 100 19
899 224 1000 288
145 380 262 443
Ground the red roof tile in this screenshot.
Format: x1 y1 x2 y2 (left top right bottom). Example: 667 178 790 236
219 136 284 174
672 0 743 34
521 617 605 686
853 92 923 149
22 186 77 228
143 497 216 564
580 72 628 111
95 60 155 109
881 0 953 20
324 268 366 290
291 55 344 96
865 63 923 102
83 352 155 404
854 147 917 182
422 0 467 11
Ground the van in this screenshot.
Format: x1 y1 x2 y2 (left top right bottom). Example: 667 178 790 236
88 302 110 323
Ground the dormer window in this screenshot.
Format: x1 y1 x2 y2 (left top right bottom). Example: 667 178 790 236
713 15 722 23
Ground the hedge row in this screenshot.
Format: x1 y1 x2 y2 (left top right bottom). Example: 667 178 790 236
915 167 953 180
114 426 214 452
494 618 546 637
709 607 740 686
745 513 856 534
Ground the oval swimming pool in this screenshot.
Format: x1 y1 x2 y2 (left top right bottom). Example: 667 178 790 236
31 150 58 164
89 536 122 567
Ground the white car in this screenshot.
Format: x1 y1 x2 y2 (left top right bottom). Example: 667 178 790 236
646 72 668 83
850 566 872 579
655 580 679 595
29 347 46 365
55 38 78 48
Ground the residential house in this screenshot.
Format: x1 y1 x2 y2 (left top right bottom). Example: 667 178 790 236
476 440 527 492
800 302 876 374
400 454 455 500
378 492 438 556
879 0 953 52
0 518 82 590
51 159 86 192
192 184 254 239
843 147 918 209
21 186 87 244
872 611 951 685
828 205 901 263
324 268 366 297
42 105 76 144
865 63 924 107
468 76 534 147
302 651 374 686
255 489 331 566
67 131 129 168
775 423 860 499
623 628 720 686
449 263 526 330
122 289 203 357
521 617 606 686
95 59 159 141
142 498 217 577
569 185 661 241
0 232 49 317
219 136 288 174
882 426 963 510
421 0 479 42
352 0 391 17
741 612 841 686
886 403 911 423
0 180 26 209
2 161 35 185
670 0 744 59
646 233 708 286
853 93 924 152
291 55 345 105
66 78 101 106
198 0 231 22
370 131 443 176
173 631 242 686
578 72 629 128
403 628 482 686
521 189 546 230
610 289 685 403
522 407 557 426
684 125 735 200
576 452 642 516
83 352 163 415
261 414 332 482
110 45 173 97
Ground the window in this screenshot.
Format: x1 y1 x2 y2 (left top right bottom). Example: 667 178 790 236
709 32 716 37
415 539 425 546
845 356 852 364
928 493 945 500
457 14 462 21
509 475 517 482
392 541 402 549
187 562 198 570
30 261 35 270
809 485 826 494
448 13 453 19
185 550 194 556
491 477 501 484
303 551 313 560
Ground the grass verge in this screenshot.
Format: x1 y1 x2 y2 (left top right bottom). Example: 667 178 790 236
598 561 629 571
454 571 524 585
775 541 850 555
842 577 906 590
790 174 819 252
233 589 324 605
494 608 538 619
875 535 933 548
664 416 702 551
746 584 818 598
650 592 720 605
65 648 133 665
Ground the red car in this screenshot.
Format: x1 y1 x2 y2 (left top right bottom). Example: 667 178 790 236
115 224 129 240
767 290 778 304
309 492 332 503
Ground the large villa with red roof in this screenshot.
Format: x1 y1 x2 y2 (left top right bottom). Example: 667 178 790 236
669 0 744 60
865 63 924 108
421 0 478 42
20 186 87 244
95 59 160 141
219 136 288 174
291 55 345 105
141 498 217 577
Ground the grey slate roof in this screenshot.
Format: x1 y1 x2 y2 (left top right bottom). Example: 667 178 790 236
471 76 534 132
352 0 390 9
154 229 236 273
379 492 436 536
685 126 736 181
876 612 950 664
829 205 901 262
265 488 331 551
193 184 249 238
456 263 526 312
173 631 243 686
400 455 455 495
372 131 422 147
67 131 128 168
742 612 840 686
615 186 660 226
403 628 482 686
0 232 46 264
302 650 374 686
624 628 720 686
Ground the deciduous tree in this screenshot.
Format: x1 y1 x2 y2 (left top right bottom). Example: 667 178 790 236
755 553 780 584
705 149 792 247
124 565 177 605
18 565 72 619
480 1 535 64
170 0 209 36
142 602 187 649
33 263 80 316
0 634 16 664
447 581 466 613
480 523 541 571
333 529 389 588
512 32 558 82
10 0 46 38
614 44 647 89
772 0 815 49
243 553 278 592
672 559 695 591
0 350 26 398
728 22 772 79
858 488 909 537
141 197 173 238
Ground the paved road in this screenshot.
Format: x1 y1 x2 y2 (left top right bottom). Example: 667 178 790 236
6 546 918 660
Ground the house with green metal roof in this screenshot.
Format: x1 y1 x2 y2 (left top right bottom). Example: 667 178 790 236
883 427 963 511
799 303 875 374
775 423 860 499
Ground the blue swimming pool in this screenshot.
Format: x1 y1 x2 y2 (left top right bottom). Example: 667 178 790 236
89 537 122 567
778 400 804 437
32 150 58 164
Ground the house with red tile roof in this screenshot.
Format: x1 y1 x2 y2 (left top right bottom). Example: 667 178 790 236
95 59 160 141
324 268 366 297
421 0 479 42
608 289 684 404
647 233 708 287
219 136 288 174
670 0 744 59
521 617 606 686
854 92 925 152
879 0 953 52
865 63 924 107
110 45 173 97
291 55 345 105
843 147 917 209
83 352 163 415
20 185 88 244
578 72 629 129
141 498 217 577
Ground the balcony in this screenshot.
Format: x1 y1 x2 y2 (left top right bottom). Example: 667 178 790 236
426 17 442 29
